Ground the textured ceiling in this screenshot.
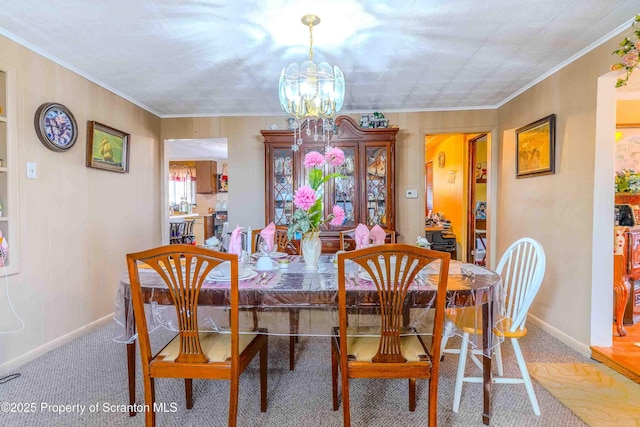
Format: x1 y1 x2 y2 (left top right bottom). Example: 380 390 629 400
0 1 637 117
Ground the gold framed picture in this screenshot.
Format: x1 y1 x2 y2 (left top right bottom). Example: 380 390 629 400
86 121 130 173
516 114 556 178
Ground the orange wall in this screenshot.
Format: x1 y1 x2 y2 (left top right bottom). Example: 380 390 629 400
425 134 465 259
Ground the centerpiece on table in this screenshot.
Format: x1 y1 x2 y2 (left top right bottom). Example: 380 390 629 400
288 148 346 270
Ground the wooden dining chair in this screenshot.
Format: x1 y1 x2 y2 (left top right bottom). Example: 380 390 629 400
251 226 297 254
126 244 268 427
332 244 450 427
339 227 396 250
441 237 545 415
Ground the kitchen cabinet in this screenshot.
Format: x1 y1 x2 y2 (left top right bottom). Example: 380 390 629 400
196 161 217 194
261 115 398 252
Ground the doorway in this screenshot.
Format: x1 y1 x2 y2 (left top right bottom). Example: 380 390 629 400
424 132 489 262
467 134 488 265
162 138 228 245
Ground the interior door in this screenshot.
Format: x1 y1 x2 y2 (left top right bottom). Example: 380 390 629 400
425 161 433 216
466 134 488 264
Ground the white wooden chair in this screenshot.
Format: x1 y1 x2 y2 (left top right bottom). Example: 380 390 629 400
441 237 546 415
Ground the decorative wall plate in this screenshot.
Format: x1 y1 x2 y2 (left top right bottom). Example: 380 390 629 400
34 102 78 152
438 151 446 168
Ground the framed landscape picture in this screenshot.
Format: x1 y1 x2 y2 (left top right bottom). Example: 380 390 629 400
515 114 556 178
86 121 130 173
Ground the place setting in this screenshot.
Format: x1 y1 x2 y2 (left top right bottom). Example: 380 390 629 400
205 260 258 286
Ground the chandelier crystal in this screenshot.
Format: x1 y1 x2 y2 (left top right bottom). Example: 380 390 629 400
278 14 345 151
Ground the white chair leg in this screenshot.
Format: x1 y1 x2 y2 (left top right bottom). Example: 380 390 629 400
494 341 504 376
511 338 541 416
441 321 456 349
452 331 470 412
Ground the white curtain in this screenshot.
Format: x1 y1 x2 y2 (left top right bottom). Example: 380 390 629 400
169 165 196 206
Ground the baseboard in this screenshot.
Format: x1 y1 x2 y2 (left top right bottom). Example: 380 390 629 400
528 314 591 357
0 313 113 375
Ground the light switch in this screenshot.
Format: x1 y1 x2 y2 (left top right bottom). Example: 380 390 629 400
405 189 418 199
27 162 37 179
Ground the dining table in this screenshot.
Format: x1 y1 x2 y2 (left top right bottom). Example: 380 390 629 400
113 253 503 425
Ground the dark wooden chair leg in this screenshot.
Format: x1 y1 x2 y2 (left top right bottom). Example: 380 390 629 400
331 341 339 411
289 309 300 370
185 379 193 409
409 378 416 411
260 339 268 412
127 342 136 417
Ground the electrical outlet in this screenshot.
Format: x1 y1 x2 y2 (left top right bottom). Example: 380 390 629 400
405 189 418 199
26 162 37 179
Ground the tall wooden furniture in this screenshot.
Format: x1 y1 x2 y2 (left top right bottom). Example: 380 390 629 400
261 116 398 253
126 245 268 427
616 227 640 326
332 244 450 427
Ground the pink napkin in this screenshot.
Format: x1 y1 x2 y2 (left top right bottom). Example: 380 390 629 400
228 226 244 256
260 222 276 253
370 225 386 245
354 224 370 249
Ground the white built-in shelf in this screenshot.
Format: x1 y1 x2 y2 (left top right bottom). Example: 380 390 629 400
0 115 6 123
0 167 7 173
0 217 8 222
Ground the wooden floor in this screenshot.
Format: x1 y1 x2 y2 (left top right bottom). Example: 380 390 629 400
591 322 640 384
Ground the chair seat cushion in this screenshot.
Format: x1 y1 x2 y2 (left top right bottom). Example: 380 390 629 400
445 309 528 338
493 317 527 338
158 332 258 363
340 326 430 363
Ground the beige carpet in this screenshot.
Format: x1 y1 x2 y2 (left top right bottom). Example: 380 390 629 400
529 363 640 427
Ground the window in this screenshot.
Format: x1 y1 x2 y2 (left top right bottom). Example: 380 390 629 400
169 165 196 211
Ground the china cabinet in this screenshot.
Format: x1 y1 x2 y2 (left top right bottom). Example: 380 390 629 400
261 116 398 252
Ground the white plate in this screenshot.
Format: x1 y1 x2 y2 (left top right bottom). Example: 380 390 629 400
251 251 288 259
209 267 257 281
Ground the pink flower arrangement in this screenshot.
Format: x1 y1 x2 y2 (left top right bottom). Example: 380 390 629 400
325 147 345 167
288 148 347 239
293 185 316 211
330 205 346 226
612 15 640 87
303 151 325 169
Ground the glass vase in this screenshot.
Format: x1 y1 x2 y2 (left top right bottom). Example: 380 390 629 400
301 231 322 271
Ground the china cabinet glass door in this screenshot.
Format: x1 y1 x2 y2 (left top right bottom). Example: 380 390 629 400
331 144 357 228
364 146 389 227
272 146 294 226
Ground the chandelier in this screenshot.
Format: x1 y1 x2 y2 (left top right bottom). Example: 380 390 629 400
278 14 345 151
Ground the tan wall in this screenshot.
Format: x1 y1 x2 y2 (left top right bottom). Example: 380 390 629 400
0 35 161 369
162 112 496 248
496 34 627 345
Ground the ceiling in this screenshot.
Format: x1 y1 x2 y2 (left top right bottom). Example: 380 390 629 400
0 1 638 118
